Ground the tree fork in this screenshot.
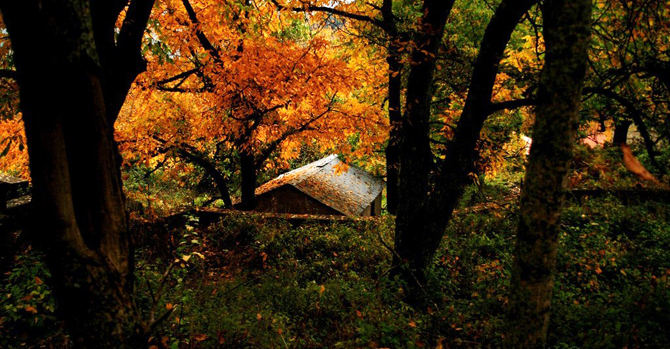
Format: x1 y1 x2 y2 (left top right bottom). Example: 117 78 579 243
394 0 537 297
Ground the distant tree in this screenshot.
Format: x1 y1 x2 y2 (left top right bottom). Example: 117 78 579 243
0 0 155 346
507 0 592 346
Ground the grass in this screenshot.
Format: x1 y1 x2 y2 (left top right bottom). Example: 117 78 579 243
1 196 669 348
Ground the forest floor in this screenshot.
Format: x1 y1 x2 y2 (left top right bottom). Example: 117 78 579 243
2 194 670 348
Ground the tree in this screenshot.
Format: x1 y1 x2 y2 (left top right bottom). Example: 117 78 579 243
507 0 592 346
0 0 155 345
116 0 385 209
394 0 538 296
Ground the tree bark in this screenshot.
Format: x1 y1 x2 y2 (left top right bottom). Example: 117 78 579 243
394 0 537 295
507 0 592 346
0 0 154 345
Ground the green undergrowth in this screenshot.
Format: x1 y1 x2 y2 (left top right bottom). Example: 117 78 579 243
2 197 669 348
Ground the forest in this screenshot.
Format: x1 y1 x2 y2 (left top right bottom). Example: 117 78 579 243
0 0 669 348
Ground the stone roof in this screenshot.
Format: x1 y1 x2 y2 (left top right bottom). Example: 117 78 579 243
256 155 384 216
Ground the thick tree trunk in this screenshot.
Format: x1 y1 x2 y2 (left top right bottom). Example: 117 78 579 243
507 0 592 346
240 151 257 210
394 0 537 295
0 0 153 346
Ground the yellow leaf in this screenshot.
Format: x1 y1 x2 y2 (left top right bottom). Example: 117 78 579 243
257 313 263 321
182 254 191 262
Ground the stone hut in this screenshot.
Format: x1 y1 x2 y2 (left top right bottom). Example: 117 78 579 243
254 155 383 216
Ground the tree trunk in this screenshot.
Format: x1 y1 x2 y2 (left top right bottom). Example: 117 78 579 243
0 0 153 346
240 150 257 210
394 0 537 296
394 0 455 293
382 0 402 215
613 119 632 145
507 0 592 346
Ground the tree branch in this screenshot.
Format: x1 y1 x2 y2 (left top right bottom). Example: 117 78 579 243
182 0 222 63
117 0 156 64
270 0 385 28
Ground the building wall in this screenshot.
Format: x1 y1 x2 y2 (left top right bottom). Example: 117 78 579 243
361 193 382 216
255 185 344 216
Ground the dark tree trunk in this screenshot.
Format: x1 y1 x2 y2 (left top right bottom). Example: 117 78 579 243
394 0 454 291
382 0 402 215
507 0 592 346
394 0 537 294
0 0 154 346
240 150 257 210
613 119 632 145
